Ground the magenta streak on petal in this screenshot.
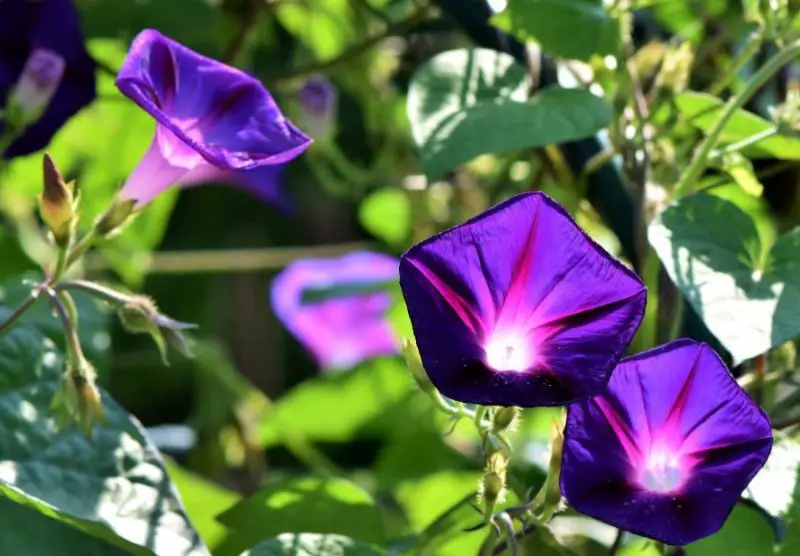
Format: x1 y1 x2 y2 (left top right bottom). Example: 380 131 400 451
595 397 643 466
407 258 484 337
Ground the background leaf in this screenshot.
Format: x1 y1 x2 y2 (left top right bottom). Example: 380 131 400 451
685 504 775 555
239 533 385 556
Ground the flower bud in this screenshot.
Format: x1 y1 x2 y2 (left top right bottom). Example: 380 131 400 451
39 153 76 247
297 75 338 139
117 295 197 364
492 406 519 433
7 49 66 129
50 361 105 437
655 41 693 96
480 450 508 518
403 337 435 394
95 199 137 237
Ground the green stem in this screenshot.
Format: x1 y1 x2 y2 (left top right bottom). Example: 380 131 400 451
0 290 41 339
707 31 763 97
710 127 779 160
66 229 97 268
47 289 84 368
673 40 800 198
52 245 70 283
56 279 131 306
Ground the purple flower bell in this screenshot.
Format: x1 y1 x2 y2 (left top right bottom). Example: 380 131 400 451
116 29 311 207
296 75 338 139
270 252 399 370
399 192 646 407
0 0 96 157
561 339 773 545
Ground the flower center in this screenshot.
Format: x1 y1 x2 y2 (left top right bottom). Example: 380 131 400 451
484 332 532 372
639 447 685 493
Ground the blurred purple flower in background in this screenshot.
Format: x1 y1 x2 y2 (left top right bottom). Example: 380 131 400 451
399 192 646 407
561 339 772 545
271 252 399 370
116 29 311 207
0 0 96 157
296 74 338 139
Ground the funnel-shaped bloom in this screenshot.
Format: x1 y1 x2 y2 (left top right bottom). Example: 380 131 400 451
271 252 399 370
399 192 646 406
116 29 311 207
297 75 338 139
561 339 773 545
0 0 96 157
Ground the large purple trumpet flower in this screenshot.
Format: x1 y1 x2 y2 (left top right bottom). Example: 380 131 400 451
116 29 311 207
270 252 399 370
399 192 646 407
561 339 773 545
0 0 96 157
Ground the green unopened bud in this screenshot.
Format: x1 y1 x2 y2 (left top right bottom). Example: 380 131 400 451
39 153 76 247
492 406 519 433
50 362 105 437
403 337 435 394
95 199 136 237
480 450 508 519
118 295 197 364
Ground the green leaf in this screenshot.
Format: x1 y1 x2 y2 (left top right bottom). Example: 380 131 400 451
276 0 355 62
165 459 240 550
0 495 128 556
745 436 800 521
257 358 411 447
0 274 110 366
358 188 411 248
685 504 775 555
674 92 800 160
0 325 207 555
648 193 800 364
407 48 611 180
491 0 620 61
239 533 385 556
217 476 385 547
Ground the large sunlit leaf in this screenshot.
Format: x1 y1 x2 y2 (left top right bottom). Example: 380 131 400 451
745 436 800 521
0 495 128 556
217 476 385 549
674 92 800 160
0 325 207 556
649 193 800 364
239 533 385 556
407 48 611 180
491 0 620 61
257 358 411 448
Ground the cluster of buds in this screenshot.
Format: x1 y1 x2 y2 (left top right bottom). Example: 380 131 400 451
50 358 104 437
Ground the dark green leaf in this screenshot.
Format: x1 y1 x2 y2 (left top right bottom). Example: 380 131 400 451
257 358 411 447
407 49 611 180
674 92 800 160
685 504 775 555
649 193 800 364
491 0 620 61
0 325 207 555
0 495 128 556
239 533 385 556
217 476 385 547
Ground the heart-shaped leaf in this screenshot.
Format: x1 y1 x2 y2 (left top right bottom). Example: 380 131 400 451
649 193 800 364
407 48 611 180
0 324 207 556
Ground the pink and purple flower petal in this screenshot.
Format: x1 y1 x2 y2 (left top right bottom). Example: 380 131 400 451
116 29 311 207
561 339 773 546
270 252 399 370
0 0 96 157
399 192 646 406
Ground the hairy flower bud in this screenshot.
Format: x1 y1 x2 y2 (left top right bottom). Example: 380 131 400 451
480 450 508 519
7 48 66 129
39 153 76 247
403 337 435 394
50 361 104 437
492 406 519 433
95 199 136 237
118 295 197 364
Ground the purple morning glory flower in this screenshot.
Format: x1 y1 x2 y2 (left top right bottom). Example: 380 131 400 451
116 29 311 207
297 75 337 138
399 192 646 407
270 252 399 370
561 339 773 545
0 0 96 157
